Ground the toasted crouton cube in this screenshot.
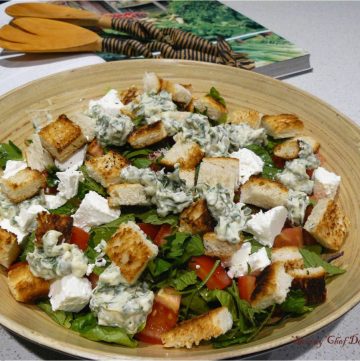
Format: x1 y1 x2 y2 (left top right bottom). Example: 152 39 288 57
304 199 349 251
39 114 87 161
35 212 73 244
240 176 289 209
85 151 129 188
160 141 204 169
202 232 241 264
8 262 50 303
179 168 196 189
271 246 304 271
227 107 263 129
143 72 162 94
261 114 304 139
0 228 21 268
288 267 326 304
120 85 140 105
197 157 239 199
128 121 168 149
251 262 293 309
194 95 227 122
25 133 54 172
179 199 214 235
161 306 233 348
0 168 45 203
162 80 192 106
105 221 158 285
273 136 320 160
108 183 149 207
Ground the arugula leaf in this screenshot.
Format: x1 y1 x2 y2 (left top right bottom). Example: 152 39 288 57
299 248 345 276
280 290 313 314
45 165 59 188
137 209 179 227
132 115 145 127
200 289 237 319
179 234 204 263
180 293 209 316
19 232 35 261
247 238 271 258
303 244 323 255
208 87 226 107
38 300 73 328
148 258 172 277
123 149 153 159
0 141 23 169
265 137 283 152
78 165 107 198
49 197 81 216
71 312 137 347
132 157 152 168
89 213 135 245
246 144 282 180
172 271 198 291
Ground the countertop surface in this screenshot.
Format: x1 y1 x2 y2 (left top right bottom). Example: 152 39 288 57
1 1 360 360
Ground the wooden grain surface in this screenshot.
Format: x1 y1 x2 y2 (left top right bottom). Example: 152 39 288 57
0 59 359 360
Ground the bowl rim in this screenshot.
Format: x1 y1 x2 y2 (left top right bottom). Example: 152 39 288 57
0 58 359 360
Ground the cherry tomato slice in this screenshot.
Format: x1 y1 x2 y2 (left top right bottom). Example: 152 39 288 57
69 226 90 251
273 227 304 248
138 223 161 240
189 256 232 290
237 275 256 302
153 224 172 246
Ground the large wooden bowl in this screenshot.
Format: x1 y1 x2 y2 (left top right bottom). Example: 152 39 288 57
0 60 359 360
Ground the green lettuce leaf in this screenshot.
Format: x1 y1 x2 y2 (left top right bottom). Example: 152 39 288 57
0 141 23 169
208 87 226 107
280 290 313 314
37 300 73 328
171 271 198 291
78 165 107 198
19 232 35 261
148 258 172 277
137 209 179 226
299 249 345 276
200 289 237 319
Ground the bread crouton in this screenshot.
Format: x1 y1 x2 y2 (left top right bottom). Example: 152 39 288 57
197 157 239 199
85 151 129 188
162 80 192 106
108 183 149 207
251 262 293 309
7 262 50 303
105 221 158 285
227 107 263 129
202 232 241 264
304 199 349 251
161 306 233 348
271 246 304 271
0 168 45 203
288 267 326 304
143 72 162 94
0 228 21 268
86 139 105 158
35 212 73 244
71 112 96 142
160 141 204 169
127 121 168 149
25 133 54 172
179 168 196 189
261 114 304 139
39 114 87 162
273 136 320 160
194 95 227 122
240 176 288 209
179 199 214 235
120 85 140 105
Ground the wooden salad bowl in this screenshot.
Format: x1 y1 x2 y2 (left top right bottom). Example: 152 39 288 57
0 60 359 359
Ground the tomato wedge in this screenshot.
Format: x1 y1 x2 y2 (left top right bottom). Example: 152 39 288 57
153 224 172 246
138 223 160 240
303 228 318 245
87 273 99 289
189 256 232 290
272 155 286 169
237 275 256 302
69 226 90 251
273 227 303 248
136 298 178 344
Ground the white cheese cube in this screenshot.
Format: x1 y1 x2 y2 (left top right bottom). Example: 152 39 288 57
230 148 264 185
73 191 120 231
313 167 341 199
55 145 87 171
227 242 251 278
248 247 271 272
2 160 28 179
57 168 83 200
49 274 92 312
45 194 67 210
246 206 288 247
14 204 47 233
89 89 124 116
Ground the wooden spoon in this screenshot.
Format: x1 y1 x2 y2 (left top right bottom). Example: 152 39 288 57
0 17 153 57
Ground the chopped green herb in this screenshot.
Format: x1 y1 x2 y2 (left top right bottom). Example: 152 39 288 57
208 87 226 107
0 141 23 169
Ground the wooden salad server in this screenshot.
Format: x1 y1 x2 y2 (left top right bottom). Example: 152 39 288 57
0 17 153 57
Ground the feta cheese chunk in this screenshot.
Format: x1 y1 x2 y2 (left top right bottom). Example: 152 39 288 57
14 204 47 234
227 242 251 278
49 274 92 312
2 160 28 179
313 167 341 199
89 89 124 116
73 191 120 231
248 247 271 272
230 148 264 185
55 145 87 171
246 206 288 247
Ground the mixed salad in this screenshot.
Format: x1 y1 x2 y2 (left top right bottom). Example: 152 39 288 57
0 72 349 349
